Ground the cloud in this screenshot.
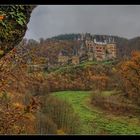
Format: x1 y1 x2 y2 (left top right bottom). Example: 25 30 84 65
25 5 140 41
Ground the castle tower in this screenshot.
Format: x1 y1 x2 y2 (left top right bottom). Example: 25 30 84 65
106 44 116 59
73 46 78 56
81 33 85 41
88 52 94 61
79 42 87 57
58 50 69 65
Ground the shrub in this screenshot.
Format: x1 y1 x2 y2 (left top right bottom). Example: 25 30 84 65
42 95 80 134
91 90 140 116
35 112 57 134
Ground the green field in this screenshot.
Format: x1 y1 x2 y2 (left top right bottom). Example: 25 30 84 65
53 91 140 135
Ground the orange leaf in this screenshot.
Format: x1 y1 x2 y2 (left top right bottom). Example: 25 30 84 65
0 15 4 20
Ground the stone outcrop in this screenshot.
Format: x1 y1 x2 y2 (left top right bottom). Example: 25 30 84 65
0 5 36 58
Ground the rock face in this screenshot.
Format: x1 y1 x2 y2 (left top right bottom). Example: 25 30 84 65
0 5 36 58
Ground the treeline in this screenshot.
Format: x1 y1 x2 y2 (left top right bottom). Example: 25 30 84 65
21 34 140 65
50 34 140 59
20 38 76 65
49 33 81 41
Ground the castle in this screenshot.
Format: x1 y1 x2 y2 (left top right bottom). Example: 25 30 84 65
58 33 117 65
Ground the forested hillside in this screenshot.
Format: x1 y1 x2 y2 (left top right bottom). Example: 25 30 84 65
50 34 140 58
22 34 140 63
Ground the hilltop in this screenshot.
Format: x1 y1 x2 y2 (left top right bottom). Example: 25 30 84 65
18 33 140 72
48 33 140 58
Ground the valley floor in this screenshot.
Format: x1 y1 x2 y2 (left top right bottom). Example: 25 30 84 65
53 91 140 135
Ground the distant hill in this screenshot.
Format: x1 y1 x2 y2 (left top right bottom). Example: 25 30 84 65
49 33 140 58
125 37 140 56
49 33 81 41
22 33 140 66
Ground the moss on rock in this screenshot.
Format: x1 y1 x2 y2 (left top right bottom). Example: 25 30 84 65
0 5 36 58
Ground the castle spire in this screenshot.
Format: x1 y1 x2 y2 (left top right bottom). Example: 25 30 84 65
113 37 115 43
109 35 111 43
81 33 84 41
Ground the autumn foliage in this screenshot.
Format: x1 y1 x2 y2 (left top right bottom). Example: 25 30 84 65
0 43 80 134
46 64 111 92
0 32 140 134
0 92 38 134
117 51 140 104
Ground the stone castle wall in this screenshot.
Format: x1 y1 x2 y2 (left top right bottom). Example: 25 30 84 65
58 34 117 64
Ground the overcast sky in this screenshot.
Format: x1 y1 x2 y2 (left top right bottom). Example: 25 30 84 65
24 5 140 41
